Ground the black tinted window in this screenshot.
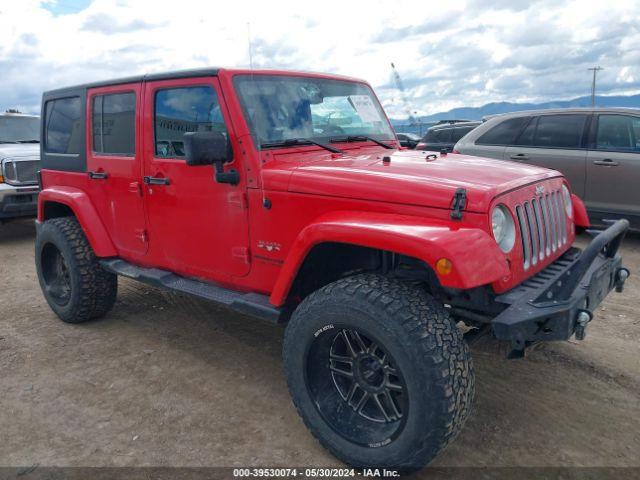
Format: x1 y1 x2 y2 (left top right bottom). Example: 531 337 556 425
424 128 451 143
476 117 528 145
92 92 136 155
451 126 475 142
596 115 640 151
514 117 537 146
45 97 82 154
154 86 227 158
533 115 587 148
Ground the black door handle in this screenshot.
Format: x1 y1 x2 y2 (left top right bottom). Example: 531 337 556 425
88 171 108 179
143 176 170 185
510 153 529 160
593 159 619 166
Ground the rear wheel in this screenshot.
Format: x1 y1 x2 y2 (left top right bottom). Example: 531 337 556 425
283 274 474 473
35 217 117 323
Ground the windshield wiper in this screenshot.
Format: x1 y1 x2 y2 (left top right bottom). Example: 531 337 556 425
330 135 393 149
15 140 40 143
261 138 344 154
0 141 18 144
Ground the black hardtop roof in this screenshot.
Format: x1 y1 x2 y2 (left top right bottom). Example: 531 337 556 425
43 67 221 97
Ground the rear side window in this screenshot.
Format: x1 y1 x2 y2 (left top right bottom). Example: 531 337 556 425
514 117 537 146
476 117 529 146
92 92 136 155
596 115 640 152
44 97 82 154
533 114 587 149
451 126 475 142
424 128 451 143
154 86 228 158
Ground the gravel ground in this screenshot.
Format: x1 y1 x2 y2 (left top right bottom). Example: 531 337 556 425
1 218 638 476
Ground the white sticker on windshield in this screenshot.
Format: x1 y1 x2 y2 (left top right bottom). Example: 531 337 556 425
349 95 381 123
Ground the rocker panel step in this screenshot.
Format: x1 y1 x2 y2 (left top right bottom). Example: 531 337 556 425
100 259 283 323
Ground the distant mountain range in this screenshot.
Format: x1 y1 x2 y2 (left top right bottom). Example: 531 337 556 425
391 93 640 128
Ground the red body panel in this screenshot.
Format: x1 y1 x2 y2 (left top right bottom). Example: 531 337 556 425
38 185 117 257
38 68 581 306
572 194 590 228
268 210 508 306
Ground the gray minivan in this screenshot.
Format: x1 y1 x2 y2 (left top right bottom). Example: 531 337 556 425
454 108 640 228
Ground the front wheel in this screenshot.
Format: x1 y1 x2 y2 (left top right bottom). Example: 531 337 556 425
283 274 474 473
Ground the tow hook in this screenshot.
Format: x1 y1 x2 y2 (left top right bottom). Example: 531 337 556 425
574 310 593 341
615 268 630 293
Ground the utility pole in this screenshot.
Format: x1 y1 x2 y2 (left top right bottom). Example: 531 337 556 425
588 66 603 107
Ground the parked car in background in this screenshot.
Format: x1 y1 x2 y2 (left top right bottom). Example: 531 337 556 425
0 112 40 222
454 108 640 229
416 121 480 152
395 132 420 149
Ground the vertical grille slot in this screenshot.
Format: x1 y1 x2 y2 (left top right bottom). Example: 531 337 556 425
540 195 552 256
532 198 545 262
516 205 531 270
524 201 538 265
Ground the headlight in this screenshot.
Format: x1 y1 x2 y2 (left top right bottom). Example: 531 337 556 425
561 184 573 218
491 204 516 253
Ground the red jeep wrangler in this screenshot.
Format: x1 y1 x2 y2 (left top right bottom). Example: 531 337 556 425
35 68 629 472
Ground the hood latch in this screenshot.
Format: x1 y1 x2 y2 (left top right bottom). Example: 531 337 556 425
450 188 467 220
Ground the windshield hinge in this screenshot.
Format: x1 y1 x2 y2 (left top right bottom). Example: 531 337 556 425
450 188 467 220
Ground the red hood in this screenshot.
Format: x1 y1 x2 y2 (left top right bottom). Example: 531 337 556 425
261 148 563 213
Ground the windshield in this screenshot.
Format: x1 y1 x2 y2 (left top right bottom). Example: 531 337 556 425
0 116 40 143
233 75 394 147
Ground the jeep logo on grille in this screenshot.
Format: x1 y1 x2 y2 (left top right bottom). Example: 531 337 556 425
535 185 545 195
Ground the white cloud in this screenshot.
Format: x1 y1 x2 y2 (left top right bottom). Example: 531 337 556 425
0 0 638 117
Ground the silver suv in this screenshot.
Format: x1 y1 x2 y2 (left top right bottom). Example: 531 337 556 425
0 113 40 222
454 108 640 228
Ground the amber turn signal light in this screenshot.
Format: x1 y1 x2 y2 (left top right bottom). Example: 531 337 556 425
436 258 453 275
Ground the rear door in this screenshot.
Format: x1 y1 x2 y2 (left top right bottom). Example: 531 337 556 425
503 114 589 198
585 113 640 221
86 84 148 258
141 76 250 280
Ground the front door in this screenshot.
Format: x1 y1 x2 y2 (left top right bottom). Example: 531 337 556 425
585 113 640 222
86 84 148 258
141 77 250 280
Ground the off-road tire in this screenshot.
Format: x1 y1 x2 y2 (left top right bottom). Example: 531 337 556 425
35 216 117 323
283 274 474 473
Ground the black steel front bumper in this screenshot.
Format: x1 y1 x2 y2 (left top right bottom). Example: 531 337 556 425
491 219 630 354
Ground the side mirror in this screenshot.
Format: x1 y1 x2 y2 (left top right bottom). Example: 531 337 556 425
184 131 229 166
183 131 239 185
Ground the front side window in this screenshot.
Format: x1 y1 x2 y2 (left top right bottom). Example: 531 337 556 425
476 117 529 146
533 114 587 149
0 116 39 143
596 115 640 152
45 97 82 154
154 86 228 158
233 75 394 147
92 92 136 155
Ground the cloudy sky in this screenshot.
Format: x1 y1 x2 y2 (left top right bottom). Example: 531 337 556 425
0 0 639 118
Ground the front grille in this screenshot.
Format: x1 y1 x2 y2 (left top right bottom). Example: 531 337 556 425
515 188 568 270
2 159 39 185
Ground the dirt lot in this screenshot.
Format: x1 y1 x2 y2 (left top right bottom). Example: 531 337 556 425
1 218 639 473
